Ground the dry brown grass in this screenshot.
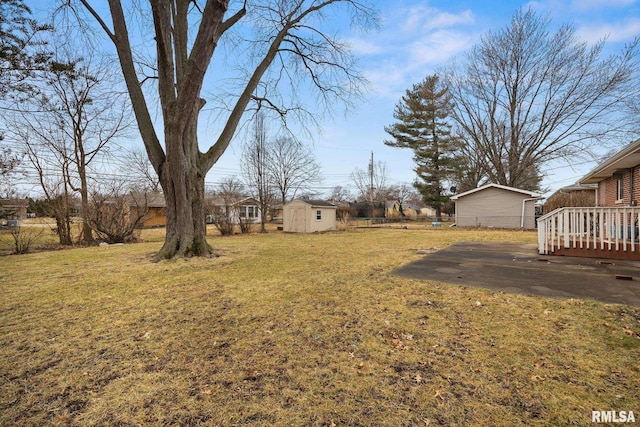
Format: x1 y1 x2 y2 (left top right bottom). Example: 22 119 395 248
1 227 639 426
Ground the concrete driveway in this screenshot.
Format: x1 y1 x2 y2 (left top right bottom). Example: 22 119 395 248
392 241 640 306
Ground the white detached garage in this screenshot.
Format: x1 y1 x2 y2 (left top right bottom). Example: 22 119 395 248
451 184 541 229
283 199 337 233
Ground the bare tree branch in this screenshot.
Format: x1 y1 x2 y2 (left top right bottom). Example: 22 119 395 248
444 9 639 190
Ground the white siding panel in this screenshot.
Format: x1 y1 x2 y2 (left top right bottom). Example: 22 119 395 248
455 187 536 229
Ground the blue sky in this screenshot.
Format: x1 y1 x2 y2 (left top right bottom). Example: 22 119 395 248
210 0 640 198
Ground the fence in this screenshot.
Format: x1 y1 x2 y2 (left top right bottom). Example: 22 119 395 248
538 207 640 257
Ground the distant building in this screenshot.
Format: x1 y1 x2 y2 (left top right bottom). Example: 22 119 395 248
283 199 336 233
0 199 29 226
206 196 263 225
543 184 597 213
451 184 541 229
124 192 167 228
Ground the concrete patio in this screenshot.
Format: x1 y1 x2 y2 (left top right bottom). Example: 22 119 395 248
392 241 640 306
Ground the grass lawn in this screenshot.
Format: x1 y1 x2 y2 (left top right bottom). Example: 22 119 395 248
1 226 639 426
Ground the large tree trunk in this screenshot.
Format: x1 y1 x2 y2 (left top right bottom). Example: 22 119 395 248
154 109 213 260
156 171 211 260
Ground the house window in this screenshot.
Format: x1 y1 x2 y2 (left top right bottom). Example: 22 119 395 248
616 177 624 202
316 210 322 221
248 206 256 218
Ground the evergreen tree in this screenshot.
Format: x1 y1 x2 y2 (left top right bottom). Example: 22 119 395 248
1 0 51 187
384 75 458 219
0 0 51 100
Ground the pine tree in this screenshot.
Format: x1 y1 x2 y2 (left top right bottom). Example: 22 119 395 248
384 75 458 219
0 0 52 100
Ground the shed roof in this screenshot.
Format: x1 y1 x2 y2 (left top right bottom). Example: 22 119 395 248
0 198 29 208
579 138 640 184
451 183 541 200
287 199 336 208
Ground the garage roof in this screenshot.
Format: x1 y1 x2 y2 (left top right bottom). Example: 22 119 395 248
451 183 540 200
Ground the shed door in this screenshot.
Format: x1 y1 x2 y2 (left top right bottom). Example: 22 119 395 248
288 207 306 232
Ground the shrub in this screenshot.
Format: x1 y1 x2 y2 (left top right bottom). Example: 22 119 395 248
8 226 43 254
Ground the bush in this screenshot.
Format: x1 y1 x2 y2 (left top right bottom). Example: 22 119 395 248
238 216 253 234
86 192 146 244
8 226 43 254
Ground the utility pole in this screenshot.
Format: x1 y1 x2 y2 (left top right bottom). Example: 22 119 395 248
369 151 374 218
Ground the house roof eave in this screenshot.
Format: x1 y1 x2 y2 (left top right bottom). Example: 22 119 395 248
579 138 640 184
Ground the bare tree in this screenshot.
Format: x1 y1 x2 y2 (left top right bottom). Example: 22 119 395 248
241 113 273 233
123 146 161 193
21 129 75 245
0 143 23 199
13 51 128 244
351 160 388 202
328 185 352 204
267 136 322 205
206 177 245 236
450 141 486 193
71 0 377 259
444 8 639 191
386 184 420 206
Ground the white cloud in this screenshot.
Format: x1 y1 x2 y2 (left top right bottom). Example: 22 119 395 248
363 65 411 99
569 0 637 11
347 37 385 56
401 6 475 33
347 4 478 100
575 18 640 43
407 30 475 66
527 0 637 13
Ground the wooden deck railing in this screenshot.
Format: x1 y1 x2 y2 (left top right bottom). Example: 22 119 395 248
538 207 640 259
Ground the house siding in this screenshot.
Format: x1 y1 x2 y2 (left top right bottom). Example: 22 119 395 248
598 167 640 207
138 207 166 227
455 187 537 229
630 165 640 205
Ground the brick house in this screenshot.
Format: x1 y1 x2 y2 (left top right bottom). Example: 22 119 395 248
578 139 640 207
538 138 640 259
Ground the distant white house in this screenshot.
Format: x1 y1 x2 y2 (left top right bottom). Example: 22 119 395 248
283 199 336 233
232 197 262 224
207 196 262 225
451 184 541 229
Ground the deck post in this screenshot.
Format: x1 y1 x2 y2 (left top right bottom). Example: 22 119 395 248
562 209 570 248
